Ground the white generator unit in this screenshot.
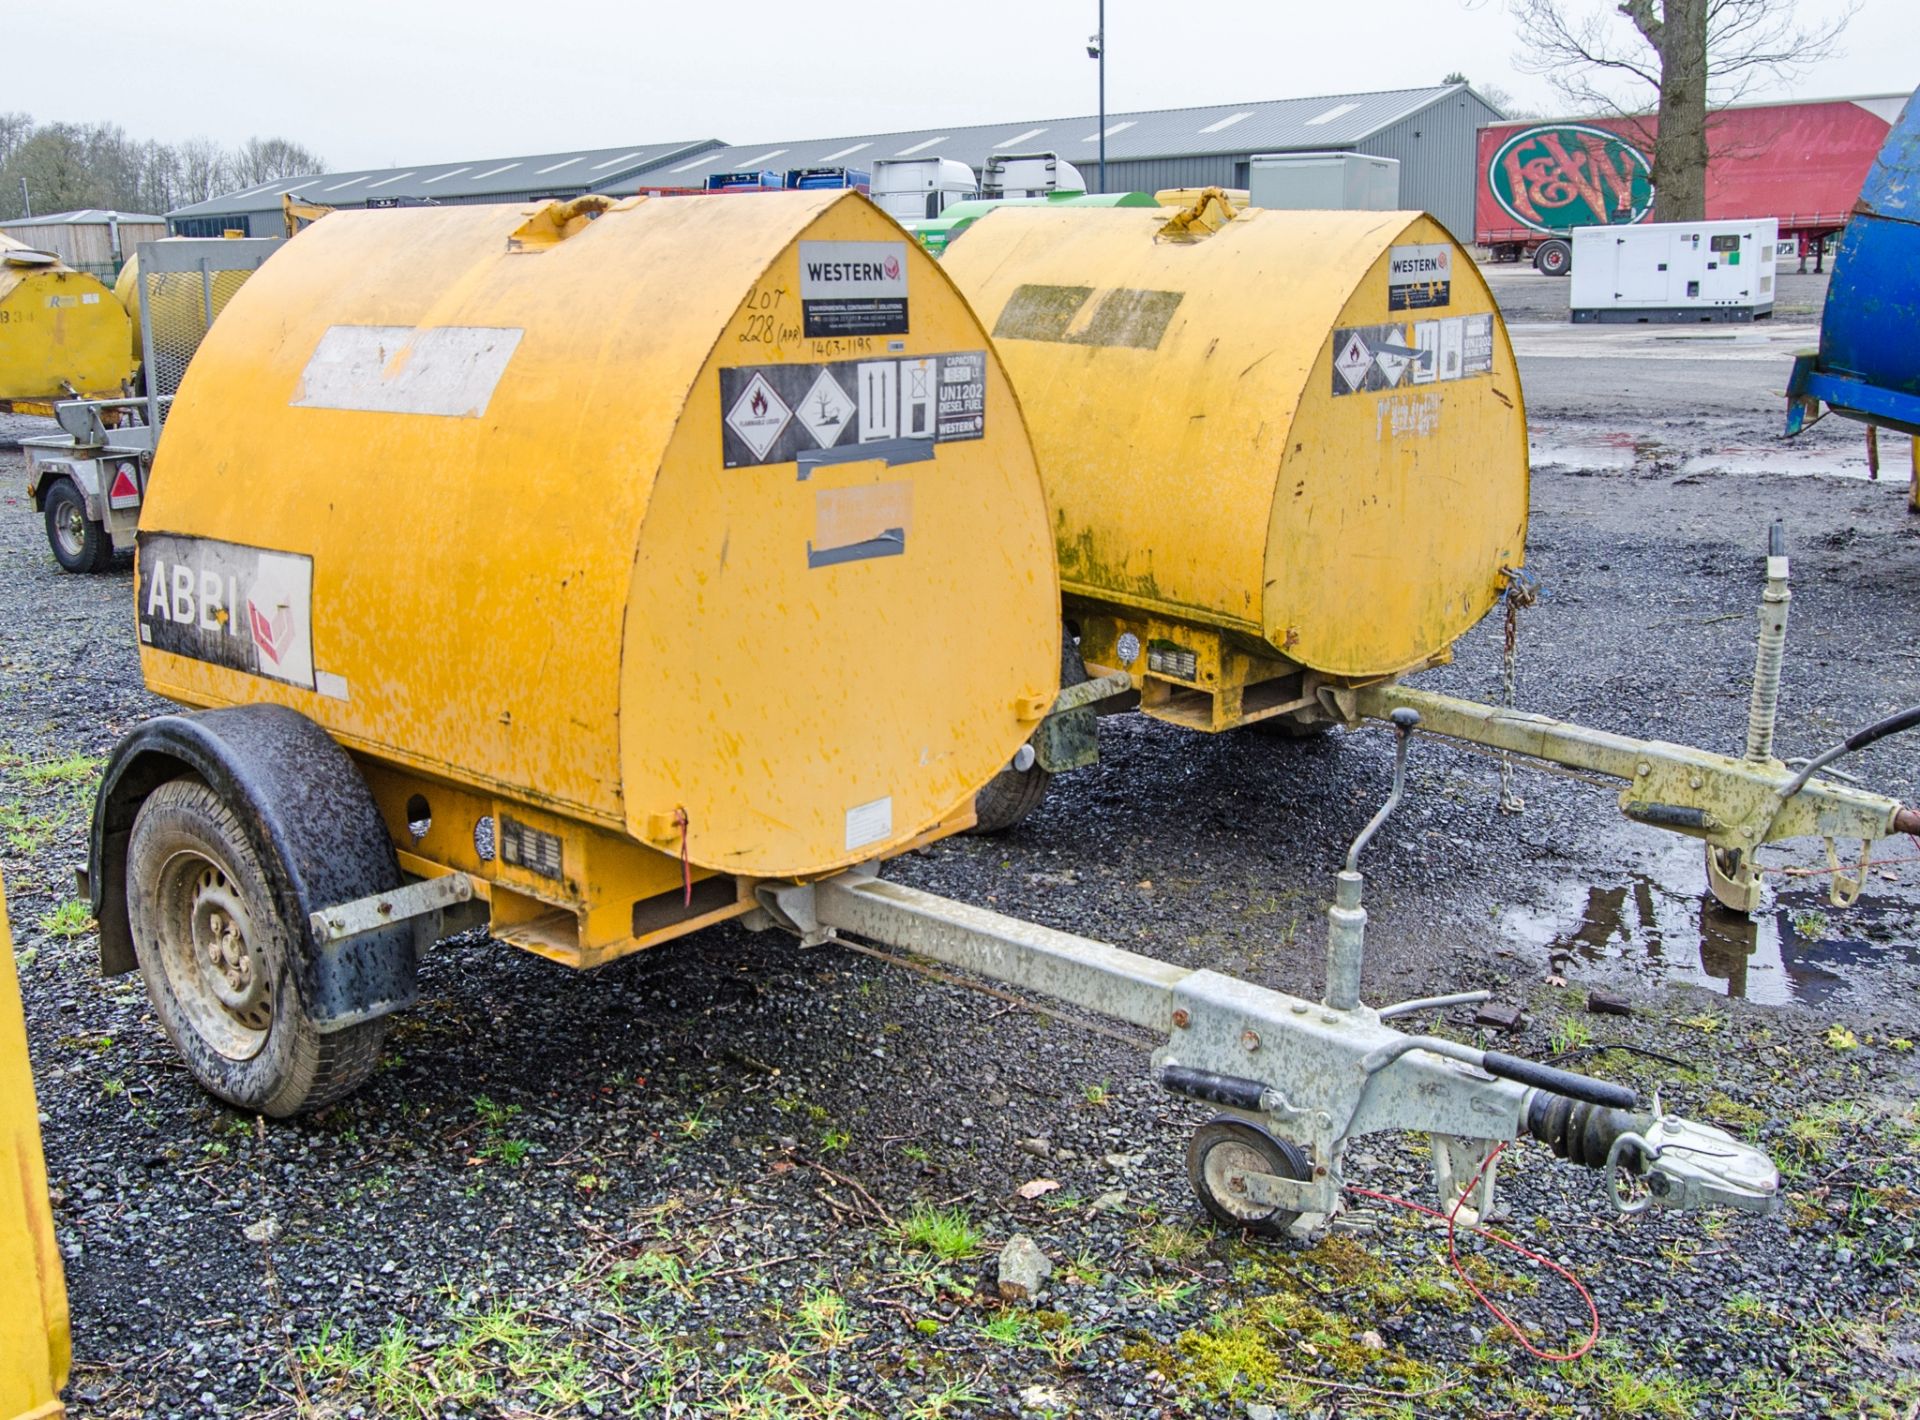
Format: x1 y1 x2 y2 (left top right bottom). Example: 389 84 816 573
1570 218 1778 323
1248 152 1400 212
981 152 1087 200
872 158 979 223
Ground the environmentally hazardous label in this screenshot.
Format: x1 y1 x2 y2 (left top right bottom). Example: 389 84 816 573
136 533 316 689
1330 314 1494 397
720 351 986 468
799 240 909 338
1387 243 1452 311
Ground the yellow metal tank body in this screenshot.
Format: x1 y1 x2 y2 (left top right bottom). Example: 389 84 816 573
0 873 70 1420
941 204 1527 729
135 192 1059 961
112 245 255 369
0 233 134 404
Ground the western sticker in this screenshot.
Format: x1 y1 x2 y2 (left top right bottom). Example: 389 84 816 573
1330 317 1495 397
137 533 315 689
799 240 909 338
292 325 523 418
1387 244 1452 311
719 351 986 468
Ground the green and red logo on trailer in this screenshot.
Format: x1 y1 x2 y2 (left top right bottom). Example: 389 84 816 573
1487 124 1654 233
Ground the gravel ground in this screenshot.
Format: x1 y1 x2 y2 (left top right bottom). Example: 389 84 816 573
3 284 1919 1419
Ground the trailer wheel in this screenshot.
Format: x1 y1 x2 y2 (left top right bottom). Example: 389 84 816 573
127 777 386 1116
1187 1117 1309 1238
1533 239 1572 277
43 478 111 574
970 762 1052 834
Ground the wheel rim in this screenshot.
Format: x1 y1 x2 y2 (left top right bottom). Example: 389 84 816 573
154 848 273 1060
1201 1135 1284 1224
53 497 87 559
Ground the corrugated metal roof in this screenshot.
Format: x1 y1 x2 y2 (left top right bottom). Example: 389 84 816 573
597 86 1466 192
168 140 723 219
3 208 166 226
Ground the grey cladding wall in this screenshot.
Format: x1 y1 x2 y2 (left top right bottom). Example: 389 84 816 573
1357 89 1502 242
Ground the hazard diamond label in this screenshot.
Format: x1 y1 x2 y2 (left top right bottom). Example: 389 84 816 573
1334 331 1373 392
795 368 855 449
725 372 792 461
1373 342 1412 388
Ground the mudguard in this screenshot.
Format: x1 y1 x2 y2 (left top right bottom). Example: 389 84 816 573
88 704 416 1031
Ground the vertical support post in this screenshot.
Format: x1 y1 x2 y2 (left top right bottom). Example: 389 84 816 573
1324 871 1366 1011
1744 522 1790 764
1096 0 1106 195
1867 424 1880 479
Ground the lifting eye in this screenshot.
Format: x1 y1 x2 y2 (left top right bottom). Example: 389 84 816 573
405 794 432 841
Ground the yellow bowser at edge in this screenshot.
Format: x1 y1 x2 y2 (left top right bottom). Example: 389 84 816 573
0 873 71 1420
77 189 1791 1244
942 193 1920 913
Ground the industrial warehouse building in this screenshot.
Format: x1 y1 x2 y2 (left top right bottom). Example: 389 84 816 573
0 209 167 279
167 84 1501 242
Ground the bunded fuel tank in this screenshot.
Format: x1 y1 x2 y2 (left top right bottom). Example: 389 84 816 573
0 873 69 1420
941 200 1528 695
135 191 1060 880
0 233 134 404
112 241 260 370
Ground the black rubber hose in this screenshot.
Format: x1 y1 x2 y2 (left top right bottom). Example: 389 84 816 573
1845 705 1920 754
1482 1051 1639 1110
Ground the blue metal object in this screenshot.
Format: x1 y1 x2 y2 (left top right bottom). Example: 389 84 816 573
1786 86 1920 443
704 170 783 192
784 167 871 192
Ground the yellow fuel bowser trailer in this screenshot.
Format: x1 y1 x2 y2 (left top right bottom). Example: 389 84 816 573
0 874 70 1420
80 191 1782 1239
942 195 1920 909
0 234 134 411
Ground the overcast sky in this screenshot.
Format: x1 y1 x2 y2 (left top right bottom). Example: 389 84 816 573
7 0 1904 172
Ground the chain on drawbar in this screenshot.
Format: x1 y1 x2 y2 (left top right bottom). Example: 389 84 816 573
1497 567 1540 815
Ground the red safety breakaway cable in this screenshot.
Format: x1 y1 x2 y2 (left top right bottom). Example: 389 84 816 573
672 807 692 907
1345 1142 1601 1363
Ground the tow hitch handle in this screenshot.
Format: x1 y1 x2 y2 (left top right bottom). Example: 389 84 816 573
1482 1051 1638 1110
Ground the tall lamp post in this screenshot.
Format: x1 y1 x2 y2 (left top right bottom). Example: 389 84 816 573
1087 3 1105 194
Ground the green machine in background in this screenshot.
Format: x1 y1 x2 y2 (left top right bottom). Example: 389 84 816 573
908 190 1159 256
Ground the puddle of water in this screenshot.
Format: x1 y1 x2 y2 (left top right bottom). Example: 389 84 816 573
1502 840 1919 1006
1529 434 1877 480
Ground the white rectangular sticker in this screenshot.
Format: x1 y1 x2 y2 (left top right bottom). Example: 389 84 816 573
845 795 894 851
293 325 523 418
799 241 909 338
1388 243 1453 311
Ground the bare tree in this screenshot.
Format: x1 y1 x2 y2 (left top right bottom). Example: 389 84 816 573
1510 0 1856 220
174 137 232 206
1442 72 1548 120
228 136 324 187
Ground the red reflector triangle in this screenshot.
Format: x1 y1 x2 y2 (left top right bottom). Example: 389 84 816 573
110 468 140 501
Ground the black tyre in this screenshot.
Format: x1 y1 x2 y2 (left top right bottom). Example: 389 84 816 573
1187 1116 1310 1238
969 761 1052 834
1533 239 1572 277
43 478 111 574
127 777 386 1116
